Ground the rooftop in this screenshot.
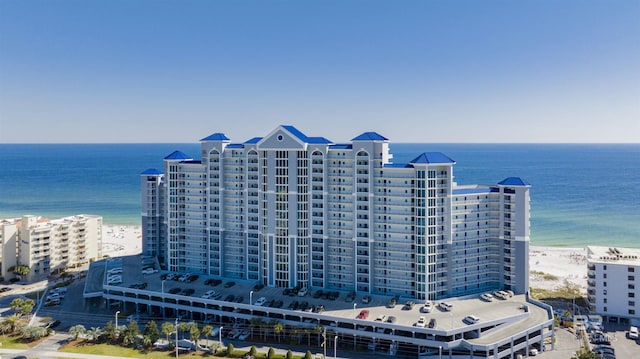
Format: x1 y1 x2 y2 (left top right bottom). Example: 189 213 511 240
588 246 640 265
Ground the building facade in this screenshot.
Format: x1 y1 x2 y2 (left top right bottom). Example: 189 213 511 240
587 246 640 324
0 214 102 281
141 125 530 300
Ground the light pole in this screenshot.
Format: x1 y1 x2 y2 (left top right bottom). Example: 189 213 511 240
334 334 338 358
250 290 254 314
162 279 166 294
439 346 442 359
353 303 357 315
219 326 224 348
115 310 120 330
175 318 179 359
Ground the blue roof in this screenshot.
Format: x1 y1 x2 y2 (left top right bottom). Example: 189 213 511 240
200 133 230 141
244 137 262 144
281 125 332 144
351 132 389 141
164 150 192 160
330 144 353 150
498 177 530 186
141 168 163 175
226 143 244 149
453 188 492 195
409 152 456 164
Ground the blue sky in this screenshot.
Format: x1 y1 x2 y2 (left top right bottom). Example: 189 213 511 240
1 0 638 143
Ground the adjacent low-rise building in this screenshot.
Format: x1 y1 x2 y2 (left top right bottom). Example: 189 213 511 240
587 246 640 325
0 214 103 281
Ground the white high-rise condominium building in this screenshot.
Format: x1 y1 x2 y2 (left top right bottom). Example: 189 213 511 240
142 125 530 300
587 246 640 324
0 214 102 281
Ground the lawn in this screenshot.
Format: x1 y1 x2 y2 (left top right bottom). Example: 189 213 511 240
59 340 309 358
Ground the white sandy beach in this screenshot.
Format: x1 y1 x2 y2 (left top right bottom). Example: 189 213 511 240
101 224 588 293
530 245 588 292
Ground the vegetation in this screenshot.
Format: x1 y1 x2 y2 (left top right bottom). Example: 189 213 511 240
574 349 601 359
530 279 586 305
8 265 30 278
530 270 560 281
10 298 35 317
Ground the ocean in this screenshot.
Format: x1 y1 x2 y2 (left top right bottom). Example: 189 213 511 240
0 143 638 248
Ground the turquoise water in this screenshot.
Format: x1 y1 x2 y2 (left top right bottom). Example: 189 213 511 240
0 143 638 248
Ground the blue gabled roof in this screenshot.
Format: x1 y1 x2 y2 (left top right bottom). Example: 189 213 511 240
226 143 244 149
351 132 389 141
409 152 456 164
200 133 230 141
498 177 530 186
307 136 332 144
164 150 192 160
244 137 262 144
141 168 163 175
281 125 332 144
330 144 353 150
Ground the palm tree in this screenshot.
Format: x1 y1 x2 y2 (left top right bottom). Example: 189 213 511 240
161 321 174 343
201 324 213 345
87 327 103 342
69 324 86 340
189 323 201 349
273 321 284 343
2 315 19 334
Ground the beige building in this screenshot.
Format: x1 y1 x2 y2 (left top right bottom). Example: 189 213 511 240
0 215 102 281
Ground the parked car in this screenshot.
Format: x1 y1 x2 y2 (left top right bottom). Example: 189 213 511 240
480 293 494 302
362 295 371 304
438 302 453 311
421 301 433 313
416 316 427 328
223 281 236 288
403 301 415 310
464 315 480 324
375 314 387 322
254 296 266 306
428 318 437 328
253 283 264 291
628 326 639 339
298 287 308 297
387 316 397 324
356 310 369 319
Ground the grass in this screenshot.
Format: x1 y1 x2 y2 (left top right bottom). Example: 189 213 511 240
0 334 31 349
530 270 559 281
59 340 309 358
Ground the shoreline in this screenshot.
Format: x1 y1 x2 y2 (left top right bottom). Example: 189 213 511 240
101 223 589 293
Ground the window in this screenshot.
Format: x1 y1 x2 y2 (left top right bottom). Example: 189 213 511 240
629 267 635 273
629 284 635 290
629 293 636 298
629 276 635 281
629 301 635 306
630 309 636 315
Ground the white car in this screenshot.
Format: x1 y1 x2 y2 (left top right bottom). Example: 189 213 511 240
629 326 639 339
201 290 216 299
298 288 308 297
464 315 480 324
421 301 433 313
238 330 250 340
438 302 453 311
416 316 427 328
480 293 494 302
142 268 158 275
254 296 266 306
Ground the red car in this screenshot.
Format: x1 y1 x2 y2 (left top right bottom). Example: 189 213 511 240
356 310 370 319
